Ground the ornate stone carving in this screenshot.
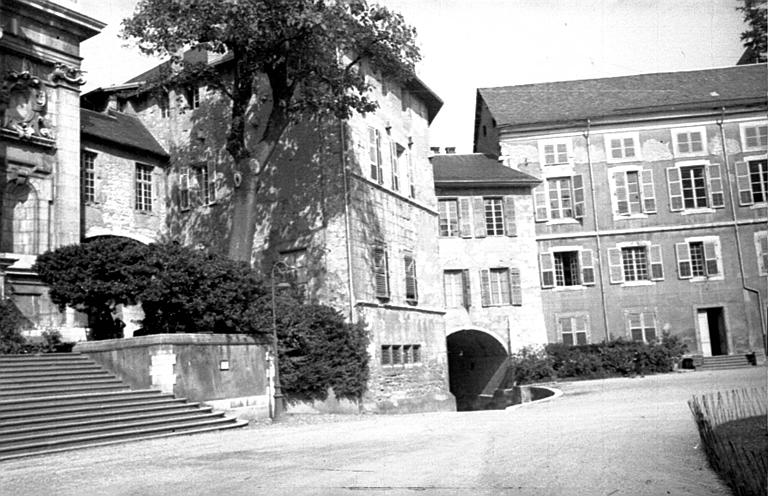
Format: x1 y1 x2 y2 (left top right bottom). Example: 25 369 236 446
49 63 87 86
0 71 53 140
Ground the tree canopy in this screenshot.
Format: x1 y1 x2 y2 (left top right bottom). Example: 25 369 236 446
122 0 421 261
738 0 767 63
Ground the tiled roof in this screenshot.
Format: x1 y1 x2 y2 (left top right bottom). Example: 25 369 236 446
479 64 768 129
431 153 540 187
81 109 169 159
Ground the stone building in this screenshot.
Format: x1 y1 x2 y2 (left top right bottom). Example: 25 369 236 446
474 64 768 360
0 0 105 338
431 152 545 409
83 50 455 413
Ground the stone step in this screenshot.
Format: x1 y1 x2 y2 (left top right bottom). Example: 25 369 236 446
0 366 106 377
0 389 166 412
0 401 206 424
0 371 114 384
0 382 129 399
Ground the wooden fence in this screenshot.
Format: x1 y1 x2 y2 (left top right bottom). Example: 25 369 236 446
688 388 767 496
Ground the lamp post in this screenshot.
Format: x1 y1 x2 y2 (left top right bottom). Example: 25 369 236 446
270 261 292 420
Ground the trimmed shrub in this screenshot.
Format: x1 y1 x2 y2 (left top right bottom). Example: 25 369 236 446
509 333 688 384
274 302 369 402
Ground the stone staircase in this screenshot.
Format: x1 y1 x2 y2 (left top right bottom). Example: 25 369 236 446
0 353 247 461
699 354 755 370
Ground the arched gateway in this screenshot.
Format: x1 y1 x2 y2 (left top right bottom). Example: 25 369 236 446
446 328 508 411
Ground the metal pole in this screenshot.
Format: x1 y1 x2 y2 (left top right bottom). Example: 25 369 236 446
270 262 286 420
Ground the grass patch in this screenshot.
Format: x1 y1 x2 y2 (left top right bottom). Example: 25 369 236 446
714 415 767 455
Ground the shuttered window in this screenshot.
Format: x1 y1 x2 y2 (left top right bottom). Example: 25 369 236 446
368 127 383 184
612 169 656 215
373 244 389 298
756 232 768 276
480 268 515 306
438 199 459 237
536 176 585 221
559 315 588 346
404 254 418 304
484 198 504 236
667 164 724 211
736 159 768 205
179 167 190 210
676 239 720 279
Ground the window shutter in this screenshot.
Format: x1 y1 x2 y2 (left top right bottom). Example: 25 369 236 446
459 198 473 238
461 269 471 308
613 171 629 215
650 244 664 280
539 252 555 289
607 247 624 284
503 195 517 236
574 316 588 345
376 130 384 184
390 141 399 191
735 161 753 205
472 197 487 237
666 167 684 211
572 175 585 219
533 183 548 221
675 242 692 279
640 169 656 213
703 241 719 276
373 245 390 298
480 269 491 306
580 249 595 285
707 164 724 208
509 268 522 306
179 168 190 210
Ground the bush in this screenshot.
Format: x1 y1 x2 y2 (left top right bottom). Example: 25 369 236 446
510 333 688 384
0 299 30 354
275 303 369 402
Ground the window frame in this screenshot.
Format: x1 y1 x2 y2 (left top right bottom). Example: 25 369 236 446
443 269 469 308
755 231 768 276
739 121 768 152
381 344 422 367
735 156 768 206
437 198 459 237
609 166 656 218
404 253 418 304
483 197 505 236
480 267 511 307
608 242 664 285
368 126 384 185
604 132 641 163
538 138 572 166
625 310 657 343
666 161 724 213
135 163 153 212
675 236 723 281
179 166 190 211
372 243 390 300
557 313 590 346
540 247 595 289
81 150 96 204
671 126 707 157
196 161 217 206
534 175 585 222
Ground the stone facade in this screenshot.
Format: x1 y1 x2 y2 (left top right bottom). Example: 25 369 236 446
475 65 768 357
0 0 104 338
90 50 455 413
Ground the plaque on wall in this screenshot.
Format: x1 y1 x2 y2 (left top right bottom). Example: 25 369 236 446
0 71 54 143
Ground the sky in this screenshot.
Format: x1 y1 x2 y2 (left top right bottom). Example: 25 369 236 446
70 0 748 153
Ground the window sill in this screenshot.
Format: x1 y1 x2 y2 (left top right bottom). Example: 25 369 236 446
613 213 650 221
750 203 768 210
686 276 724 282
134 209 154 215
546 218 580 225
548 285 589 291
680 208 715 215
621 280 655 287
605 157 642 164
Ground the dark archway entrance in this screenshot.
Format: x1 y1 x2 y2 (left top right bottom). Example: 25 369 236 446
447 330 508 411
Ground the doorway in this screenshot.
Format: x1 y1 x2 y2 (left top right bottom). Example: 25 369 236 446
696 307 728 357
446 330 507 411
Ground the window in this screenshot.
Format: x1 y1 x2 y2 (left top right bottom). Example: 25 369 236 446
608 244 664 284
404 254 418 304
610 168 656 216
672 127 706 156
444 270 469 308
736 159 768 205
135 163 153 212
558 315 588 345
197 162 216 205
441 196 516 238
407 148 416 198
438 199 459 237
627 311 656 343
676 238 721 279
540 249 595 288
666 163 724 211
484 198 504 236
755 231 768 276
539 139 570 165
381 344 421 366
534 176 585 221
179 167 190 210
604 133 640 162
186 86 200 109
368 127 383 184
372 244 389 299
739 122 767 152
480 267 521 307
81 151 96 204
390 141 402 192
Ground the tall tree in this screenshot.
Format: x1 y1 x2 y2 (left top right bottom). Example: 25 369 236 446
122 0 420 261
737 0 767 63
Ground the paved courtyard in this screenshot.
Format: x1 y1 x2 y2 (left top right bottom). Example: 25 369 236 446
2 367 764 496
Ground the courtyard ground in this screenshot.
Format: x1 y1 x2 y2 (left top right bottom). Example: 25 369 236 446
1 367 764 496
